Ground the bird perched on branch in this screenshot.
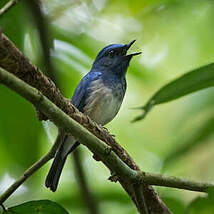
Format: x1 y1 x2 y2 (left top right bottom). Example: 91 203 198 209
45 40 141 192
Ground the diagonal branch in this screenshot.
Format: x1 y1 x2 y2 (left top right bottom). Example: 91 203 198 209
0 67 138 200
0 67 138 180
0 32 171 214
0 132 65 204
0 32 138 171
1 68 213 212
0 67 171 213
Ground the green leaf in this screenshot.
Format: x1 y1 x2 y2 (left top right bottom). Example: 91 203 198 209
186 188 214 214
133 62 214 121
3 200 69 214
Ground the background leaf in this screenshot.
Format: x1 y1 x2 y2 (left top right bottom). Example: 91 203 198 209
134 62 214 121
3 200 69 214
186 188 214 214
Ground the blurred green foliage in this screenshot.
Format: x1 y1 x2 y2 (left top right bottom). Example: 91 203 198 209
186 188 214 214
1 0 214 213
3 200 69 214
134 62 214 121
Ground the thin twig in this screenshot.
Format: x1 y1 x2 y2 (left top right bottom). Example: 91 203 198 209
139 171 214 193
0 132 64 204
0 0 18 18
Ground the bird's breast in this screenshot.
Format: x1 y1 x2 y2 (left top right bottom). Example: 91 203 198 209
83 78 125 125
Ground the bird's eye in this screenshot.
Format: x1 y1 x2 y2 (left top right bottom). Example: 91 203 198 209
108 50 114 57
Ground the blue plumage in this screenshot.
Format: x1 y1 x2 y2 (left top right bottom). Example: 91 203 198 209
95 44 125 61
45 40 141 192
71 72 102 112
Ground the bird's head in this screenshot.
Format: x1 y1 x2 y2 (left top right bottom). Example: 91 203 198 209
92 40 141 76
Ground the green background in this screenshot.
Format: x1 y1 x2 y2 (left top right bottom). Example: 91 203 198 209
1 0 214 213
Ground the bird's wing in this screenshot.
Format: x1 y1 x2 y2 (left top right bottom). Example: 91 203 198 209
71 71 102 112
45 73 102 192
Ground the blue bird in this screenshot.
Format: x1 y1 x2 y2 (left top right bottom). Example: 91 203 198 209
45 40 141 192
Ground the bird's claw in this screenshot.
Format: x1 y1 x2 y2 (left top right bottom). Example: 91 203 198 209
108 173 118 182
100 125 115 138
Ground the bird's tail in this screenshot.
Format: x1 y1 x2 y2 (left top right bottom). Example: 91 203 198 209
45 137 80 192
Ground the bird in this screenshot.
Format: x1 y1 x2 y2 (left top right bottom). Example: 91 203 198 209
45 40 141 192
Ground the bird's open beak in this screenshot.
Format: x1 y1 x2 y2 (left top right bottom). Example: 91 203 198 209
124 40 142 58
125 40 136 50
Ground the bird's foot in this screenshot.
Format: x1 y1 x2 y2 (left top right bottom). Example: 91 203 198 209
100 125 115 138
101 125 109 132
108 173 118 182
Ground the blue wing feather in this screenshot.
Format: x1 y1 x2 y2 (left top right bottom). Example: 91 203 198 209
45 71 102 191
71 71 101 112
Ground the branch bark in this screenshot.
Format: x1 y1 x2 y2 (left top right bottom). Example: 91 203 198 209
1 68 214 213
2 66 214 213
0 66 169 213
138 171 213 192
0 32 171 213
0 67 138 200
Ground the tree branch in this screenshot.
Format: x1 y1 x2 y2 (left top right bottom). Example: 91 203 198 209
0 32 171 214
138 172 214 193
0 132 65 204
0 67 138 180
0 32 138 171
1 66 214 212
0 67 138 204
0 67 169 213
0 0 18 18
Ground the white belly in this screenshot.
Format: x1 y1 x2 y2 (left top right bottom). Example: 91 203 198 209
83 79 123 125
